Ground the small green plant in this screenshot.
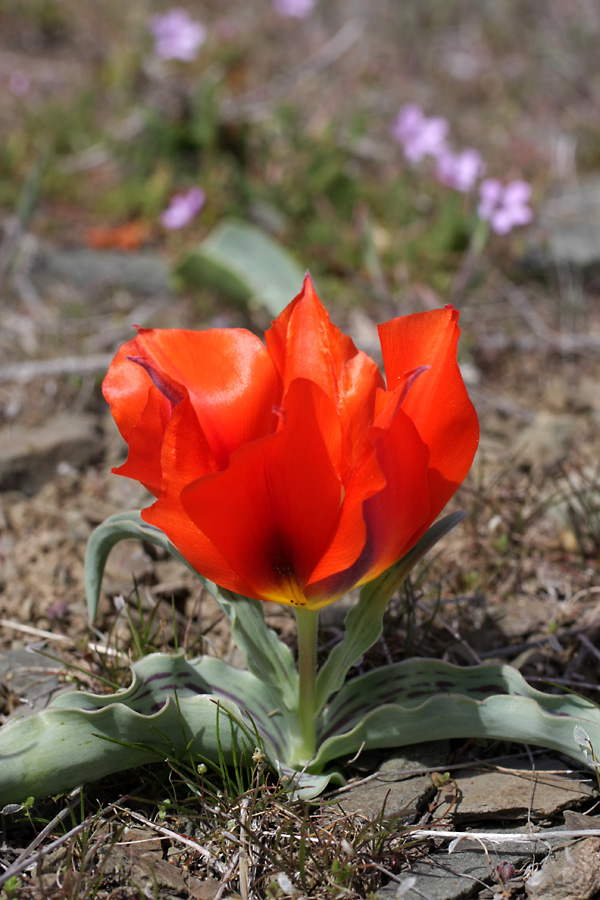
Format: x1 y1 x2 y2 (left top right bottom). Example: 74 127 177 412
1 876 21 900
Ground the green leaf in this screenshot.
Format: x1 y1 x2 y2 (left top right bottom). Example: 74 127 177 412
275 762 343 801
0 648 305 806
173 218 305 318
193 655 296 762
314 513 465 714
215 590 299 713
85 511 299 715
312 659 600 771
0 652 247 807
85 511 216 622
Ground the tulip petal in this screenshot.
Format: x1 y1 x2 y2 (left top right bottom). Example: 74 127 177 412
361 406 432 577
142 396 254 597
311 405 431 594
177 380 364 607
266 275 355 397
306 433 386 599
131 327 281 467
266 274 385 483
378 306 479 516
103 340 173 496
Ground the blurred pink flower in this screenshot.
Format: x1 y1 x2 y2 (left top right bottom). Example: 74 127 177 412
435 147 484 192
391 104 449 164
273 0 316 17
9 71 30 96
149 8 206 62
46 600 70 620
477 179 533 234
160 187 206 229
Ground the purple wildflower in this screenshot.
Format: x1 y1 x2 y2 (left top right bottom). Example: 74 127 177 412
391 104 449 164
160 187 206 229
477 179 533 234
149 8 206 62
436 147 484 192
273 0 317 17
46 600 70 620
9 71 30 96
496 861 516 882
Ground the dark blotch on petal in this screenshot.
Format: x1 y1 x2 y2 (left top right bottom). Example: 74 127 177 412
128 356 185 407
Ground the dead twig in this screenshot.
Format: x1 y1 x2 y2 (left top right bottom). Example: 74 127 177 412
112 806 228 876
411 827 600 844
0 793 120 887
0 353 113 384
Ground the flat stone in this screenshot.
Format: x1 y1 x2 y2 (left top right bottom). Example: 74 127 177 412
378 828 565 900
529 178 600 270
453 759 594 821
0 413 101 494
335 743 449 821
526 836 600 899
379 841 526 900
34 246 171 295
373 755 593 900
0 646 67 714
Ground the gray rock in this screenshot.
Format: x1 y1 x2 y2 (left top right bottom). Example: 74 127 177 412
0 412 102 494
529 179 600 270
0 646 68 715
335 743 449 820
371 752 592 900
526 836 600 900
379 828 564 900
453 759 593 821
34 247 171 295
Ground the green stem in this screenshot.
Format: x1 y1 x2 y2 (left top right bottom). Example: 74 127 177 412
294 607 319 762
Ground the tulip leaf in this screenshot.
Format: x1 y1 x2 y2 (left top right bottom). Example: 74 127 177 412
275 762 343 801
193 655 297 762
4 651 600 805
214 589 299 713
312 659 600 770
85 511 217 622
0 651 249 807
173 219 305 318
84 513 298 713
314 513 465 714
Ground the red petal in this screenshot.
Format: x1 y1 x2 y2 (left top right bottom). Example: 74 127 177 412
266 275 352 396
361 406 432 579
377 307 479 516
177 380 362 606
104 326 281 494
103 339 173 496
142 396 253 596
132 327 281 467
310 405 431 595
266 274 384 482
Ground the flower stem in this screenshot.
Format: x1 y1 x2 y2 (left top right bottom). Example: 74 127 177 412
294 606 319 762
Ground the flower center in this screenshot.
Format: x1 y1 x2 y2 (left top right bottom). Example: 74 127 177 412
269 559 307 607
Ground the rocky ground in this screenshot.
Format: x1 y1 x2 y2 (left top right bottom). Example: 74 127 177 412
1 230 600 900
2 2 600 898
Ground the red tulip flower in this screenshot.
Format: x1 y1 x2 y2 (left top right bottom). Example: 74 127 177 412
103 276 478 610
